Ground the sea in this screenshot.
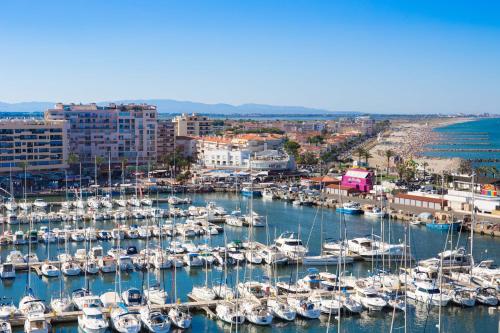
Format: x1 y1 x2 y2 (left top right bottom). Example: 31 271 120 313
2 193 499 332
424 117 500 169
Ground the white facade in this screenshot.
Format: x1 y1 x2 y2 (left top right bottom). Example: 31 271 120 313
196 134 292 171
445 189 500 214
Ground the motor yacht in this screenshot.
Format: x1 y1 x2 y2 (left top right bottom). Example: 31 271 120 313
406 281 451 307
78 306 109 333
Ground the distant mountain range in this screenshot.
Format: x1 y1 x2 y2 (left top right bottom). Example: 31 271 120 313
0 99 358 116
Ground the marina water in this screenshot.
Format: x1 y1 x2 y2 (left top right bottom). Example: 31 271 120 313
2 193 499 332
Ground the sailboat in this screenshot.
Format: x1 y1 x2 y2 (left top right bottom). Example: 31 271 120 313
110 303 141 333
19 215 46 316
139 305 171 333
41 220 60 278
143 210 169 305
50 241 72 313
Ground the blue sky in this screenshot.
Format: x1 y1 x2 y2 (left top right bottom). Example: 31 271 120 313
0 0 499 114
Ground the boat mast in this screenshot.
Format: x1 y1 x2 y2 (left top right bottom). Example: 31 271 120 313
470 172 475 273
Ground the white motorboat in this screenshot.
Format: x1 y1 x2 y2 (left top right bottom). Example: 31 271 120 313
476 288 498 306
24 313 50 333
141 197 153 206
110 304 141 333
352 286 387 311
33 199 48 209
127 196 141 207
259 246 288 265
216 301 245 325
72 290 103 311
139 306 170 333
0 321 11 333
406 281 451 307
99 256 117 273
244 211 265 227
287 297 321 319
6 250 25 264
303 254 354 265
275 232 308 259
84 259 100 275
122 288 143 306
41 263 60 278
12 231 26 245
342 295 363 314
183 253 203 267
245 250 263 264
448 287 476 307
78 306 109 333
0 263 16 279
168 307 193 329
61 261 81 276
267 298 296 321
225 215 244 227
364 206 386 218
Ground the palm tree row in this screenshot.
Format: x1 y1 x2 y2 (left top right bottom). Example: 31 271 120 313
353 146 372 165
474 165 499 178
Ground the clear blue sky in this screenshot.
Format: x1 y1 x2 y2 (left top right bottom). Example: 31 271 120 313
1 0 499 114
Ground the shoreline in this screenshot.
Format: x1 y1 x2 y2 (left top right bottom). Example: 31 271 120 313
367 117 473 174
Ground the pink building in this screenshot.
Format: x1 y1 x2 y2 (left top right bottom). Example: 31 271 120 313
341 168 374 192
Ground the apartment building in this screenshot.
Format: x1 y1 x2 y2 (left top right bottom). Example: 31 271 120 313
157 119 175 159
45 103 157 164
172 113 214 136
0 119 68 173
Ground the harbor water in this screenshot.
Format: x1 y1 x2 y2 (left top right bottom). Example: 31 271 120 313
2 192 499 332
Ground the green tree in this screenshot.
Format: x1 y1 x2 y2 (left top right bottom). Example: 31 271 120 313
421 161 429 177
297 152 318 166
284 140 301 158
384 149 395 176
307 135 325 145
67 153 80 173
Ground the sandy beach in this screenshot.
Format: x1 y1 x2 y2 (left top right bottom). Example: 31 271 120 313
367 117 472 174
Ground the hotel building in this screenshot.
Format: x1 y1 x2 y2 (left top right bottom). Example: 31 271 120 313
196 133 293 171
45 103 157 165
172 113 214 136
157 119 176 158
0 119 68 173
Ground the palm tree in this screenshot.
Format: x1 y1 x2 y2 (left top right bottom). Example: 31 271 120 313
354 147 366 163
384 149 395 176
363 151 372 165
95 156 105 180
421 161 429 177
484 166 498 178
67 153 80 173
